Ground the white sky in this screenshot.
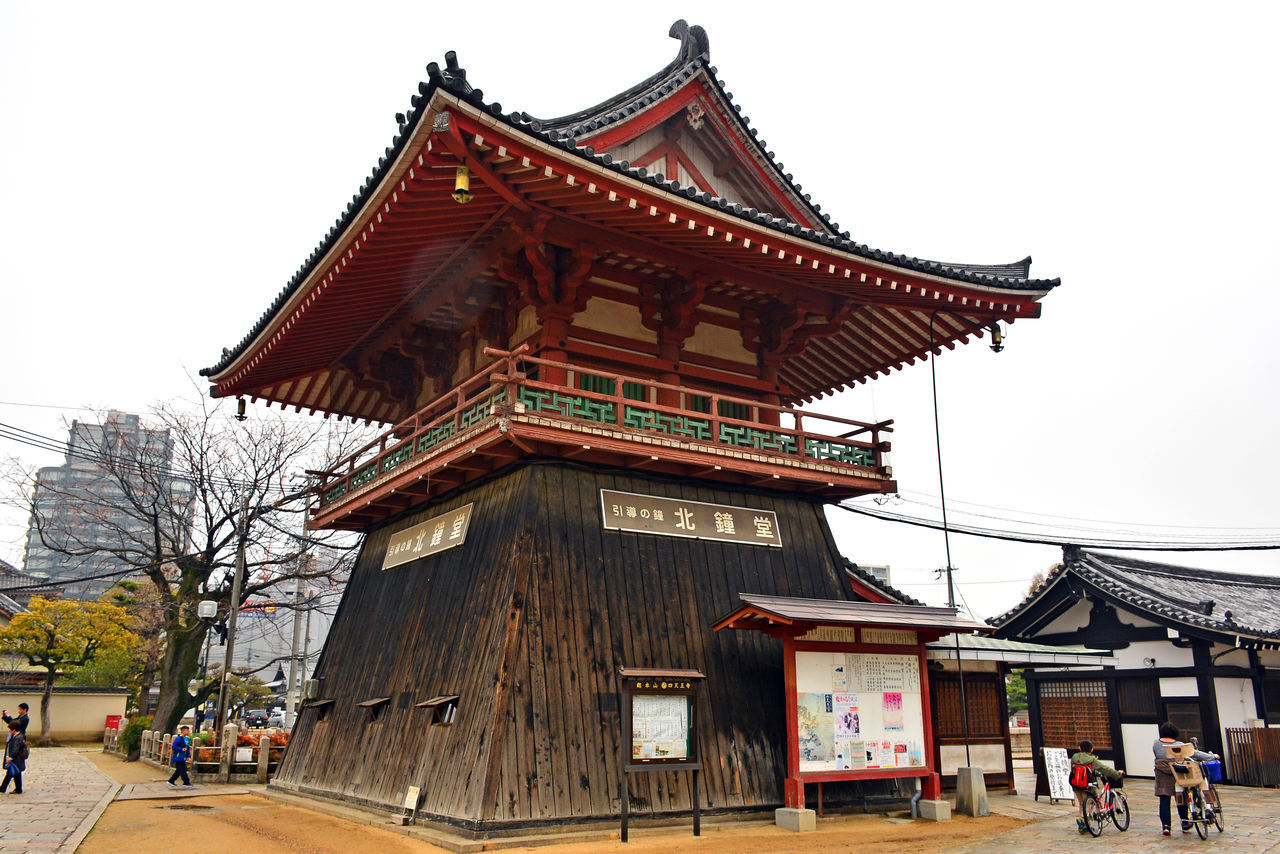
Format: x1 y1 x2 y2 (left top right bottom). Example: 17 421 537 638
3 1 1278 618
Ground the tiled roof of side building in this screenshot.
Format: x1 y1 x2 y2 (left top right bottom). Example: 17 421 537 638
842 558 924 607
202 20 1059 380
990 546 1280 642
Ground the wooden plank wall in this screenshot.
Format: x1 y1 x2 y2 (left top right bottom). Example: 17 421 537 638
274 460 867 830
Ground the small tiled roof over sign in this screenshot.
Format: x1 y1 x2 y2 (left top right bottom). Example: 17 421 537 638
991 546 1280 648
714 592 993 636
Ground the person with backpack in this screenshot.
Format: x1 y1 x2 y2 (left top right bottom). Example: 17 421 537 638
1070 739 1121 832
167 725 193 787
0 721 27 794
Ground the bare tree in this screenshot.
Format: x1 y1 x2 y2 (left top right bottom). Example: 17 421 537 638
7 399 368 734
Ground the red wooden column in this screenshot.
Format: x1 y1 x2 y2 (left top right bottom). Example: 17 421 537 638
759 356 782 427
658 340 681 409
781 634 804 808
540 313 571 386
917 643 942 800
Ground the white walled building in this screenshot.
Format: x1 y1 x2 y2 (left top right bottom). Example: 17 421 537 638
991 547 1279 782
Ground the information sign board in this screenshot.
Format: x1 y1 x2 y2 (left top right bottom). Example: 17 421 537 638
794 650 926 773
631 693 692 761
1042 747 1074 800
618 667 705 842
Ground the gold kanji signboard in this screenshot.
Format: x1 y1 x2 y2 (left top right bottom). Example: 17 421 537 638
382 503 474 570
599 489 782 547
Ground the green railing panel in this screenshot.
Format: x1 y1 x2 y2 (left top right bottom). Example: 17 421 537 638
416 423 455 454
458 390 506 429
381 444 414 473
718 424 797 454
321 482 348 507
519 387 616 424
351 463 378 489
805 438 875 466
623 406 711 441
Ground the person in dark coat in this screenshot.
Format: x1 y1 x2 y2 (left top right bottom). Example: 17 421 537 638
0 722 26 794
2 704 29 737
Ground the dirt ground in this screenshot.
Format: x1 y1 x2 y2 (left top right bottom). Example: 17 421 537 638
79 752 1025 854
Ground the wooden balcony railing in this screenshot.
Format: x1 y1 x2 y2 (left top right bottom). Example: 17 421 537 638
309 347 892 520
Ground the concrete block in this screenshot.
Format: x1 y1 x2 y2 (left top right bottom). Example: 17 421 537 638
918 799 951 821
954 766 989 817
775 807 816 832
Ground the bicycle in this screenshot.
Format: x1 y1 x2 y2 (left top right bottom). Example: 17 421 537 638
1181 761 1225 839
1080 772 1129 837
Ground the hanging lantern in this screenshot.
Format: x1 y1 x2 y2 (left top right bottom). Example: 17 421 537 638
988 322 1004 353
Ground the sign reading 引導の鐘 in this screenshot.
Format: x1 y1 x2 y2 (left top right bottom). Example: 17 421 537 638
794 651 925 773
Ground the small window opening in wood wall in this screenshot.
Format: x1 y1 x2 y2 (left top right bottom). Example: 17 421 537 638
311 699 336 723
357 696 391 724
416 694 460 726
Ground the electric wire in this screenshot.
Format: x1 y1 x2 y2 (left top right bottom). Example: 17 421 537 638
836 501 1280 551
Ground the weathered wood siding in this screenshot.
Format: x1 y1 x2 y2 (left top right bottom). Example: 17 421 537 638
273 461 863 830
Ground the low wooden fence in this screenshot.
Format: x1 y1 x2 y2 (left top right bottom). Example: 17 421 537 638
1225 727 1280 787
103 723 282 783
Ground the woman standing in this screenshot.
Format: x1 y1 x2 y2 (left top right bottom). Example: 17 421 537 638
1154 721 1215 835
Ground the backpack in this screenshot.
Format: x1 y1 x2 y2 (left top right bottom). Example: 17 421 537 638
1070 762 1091 788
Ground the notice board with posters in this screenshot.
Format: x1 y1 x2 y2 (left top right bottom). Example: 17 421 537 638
794 650 926 773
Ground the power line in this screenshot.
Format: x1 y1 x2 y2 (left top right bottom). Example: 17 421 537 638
886 491 1279 539
836 501 1280 551
893 488 1280 533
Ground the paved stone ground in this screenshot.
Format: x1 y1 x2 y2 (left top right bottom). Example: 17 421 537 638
4 753 1278 853
0 748 259 854
0 748 117 853
945 771 1280 853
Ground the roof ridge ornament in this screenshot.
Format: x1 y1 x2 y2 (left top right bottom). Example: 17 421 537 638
426 50 473 95
669 19 710 64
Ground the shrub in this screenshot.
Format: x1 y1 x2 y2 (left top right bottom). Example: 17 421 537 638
118 716 153 754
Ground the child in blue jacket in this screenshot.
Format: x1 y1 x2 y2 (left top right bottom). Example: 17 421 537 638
167 725 193 787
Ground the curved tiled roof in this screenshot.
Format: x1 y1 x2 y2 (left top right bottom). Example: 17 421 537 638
990 547 1280 643
843 558 924 607
203 20 1059 380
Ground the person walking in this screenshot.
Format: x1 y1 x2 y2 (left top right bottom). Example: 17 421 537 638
1154 720 1216 835
167 725 193 788
0 722 27 794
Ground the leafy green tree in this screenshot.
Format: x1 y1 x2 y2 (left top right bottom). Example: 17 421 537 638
0 597 135 744
1006 670 1028 716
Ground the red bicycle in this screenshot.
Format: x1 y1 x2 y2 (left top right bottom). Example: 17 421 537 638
1081 773 1129 837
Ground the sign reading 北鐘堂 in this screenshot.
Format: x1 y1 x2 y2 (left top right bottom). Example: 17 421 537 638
599 489 781 547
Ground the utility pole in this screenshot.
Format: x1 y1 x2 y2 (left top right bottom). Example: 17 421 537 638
214 493 250 742
285 571 305 728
